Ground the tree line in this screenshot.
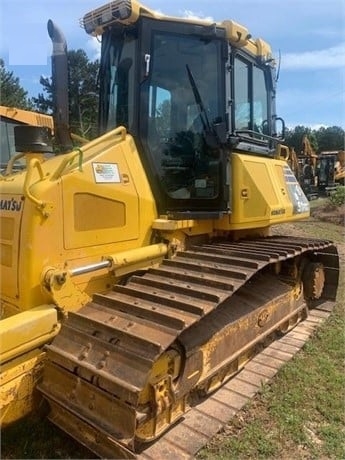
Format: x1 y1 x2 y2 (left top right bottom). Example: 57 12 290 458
285 125 344 155
0 52 98 140
1 55 344 150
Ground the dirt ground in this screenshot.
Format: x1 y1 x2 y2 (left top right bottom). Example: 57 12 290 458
271 200 345 260
310 202 345 226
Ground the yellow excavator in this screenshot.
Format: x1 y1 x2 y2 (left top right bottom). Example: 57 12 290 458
335 150 345 185
288 136 340 199
0 105 54 169
0 1 339 458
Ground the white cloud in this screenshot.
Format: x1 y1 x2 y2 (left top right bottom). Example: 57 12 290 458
281 43 345 70
285 123 329 130
180 10 214 22
86 37 101 61
308 124 329 130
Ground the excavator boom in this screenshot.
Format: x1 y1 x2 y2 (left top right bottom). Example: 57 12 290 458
0 105 53 169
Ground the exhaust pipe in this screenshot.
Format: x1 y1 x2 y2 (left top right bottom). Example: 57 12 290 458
47 19 73 152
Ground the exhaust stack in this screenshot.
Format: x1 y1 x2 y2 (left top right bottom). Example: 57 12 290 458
47 19 73 152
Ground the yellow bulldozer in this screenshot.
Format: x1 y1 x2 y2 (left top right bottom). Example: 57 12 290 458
0 1 339 458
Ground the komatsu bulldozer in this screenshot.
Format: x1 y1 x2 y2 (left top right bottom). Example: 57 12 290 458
0 1 339 458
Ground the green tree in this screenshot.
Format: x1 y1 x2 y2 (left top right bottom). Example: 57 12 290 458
314 126 344 152
285 125 344 155
68 50 99 139
33 49 99 139
285 126 318 154
33 75 53 114
0 59 33 109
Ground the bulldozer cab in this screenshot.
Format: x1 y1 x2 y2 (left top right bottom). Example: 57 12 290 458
96 13 277 218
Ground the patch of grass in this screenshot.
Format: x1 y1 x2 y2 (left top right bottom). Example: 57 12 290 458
329 186 345 206
224 420 277 459
318 423 345 458
309 197 329 210
197 401 280 460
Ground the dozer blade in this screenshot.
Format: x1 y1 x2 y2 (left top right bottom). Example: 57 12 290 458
38 236 339 458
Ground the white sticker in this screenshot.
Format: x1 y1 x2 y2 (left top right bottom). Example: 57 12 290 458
92 163 121 183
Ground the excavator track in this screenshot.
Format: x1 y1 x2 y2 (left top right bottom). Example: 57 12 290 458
38 236 339 459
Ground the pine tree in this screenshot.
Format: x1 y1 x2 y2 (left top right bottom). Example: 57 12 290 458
33 50 99 140
0 59 33 109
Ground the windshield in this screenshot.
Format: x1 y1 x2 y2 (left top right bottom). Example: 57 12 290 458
144 32 224 201
233 56 269 135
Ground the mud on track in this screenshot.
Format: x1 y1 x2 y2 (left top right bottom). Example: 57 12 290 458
138 301 335 459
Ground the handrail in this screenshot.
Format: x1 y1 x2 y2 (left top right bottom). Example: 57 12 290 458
51 126 127 180
50 149 83 180
79 125 127 151
23 158 52 217
3 152 26 176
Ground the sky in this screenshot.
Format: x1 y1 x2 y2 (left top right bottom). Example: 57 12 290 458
0 0 344 129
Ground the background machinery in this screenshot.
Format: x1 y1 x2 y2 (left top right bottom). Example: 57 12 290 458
288 136 339 200
334 149 345 185
0 1 339 458
0 105 54 170
317 151 339 193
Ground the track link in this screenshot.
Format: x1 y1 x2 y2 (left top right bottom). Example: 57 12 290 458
139 301 336 460
38 236 339 458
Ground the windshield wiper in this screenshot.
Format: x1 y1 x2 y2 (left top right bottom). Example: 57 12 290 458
185 64 223 148
186 64 212 133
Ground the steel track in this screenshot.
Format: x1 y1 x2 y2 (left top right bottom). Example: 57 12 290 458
38 236 339 458
139 301 335 459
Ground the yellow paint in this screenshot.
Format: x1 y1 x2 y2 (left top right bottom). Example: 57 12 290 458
215 153 309 231
1 349 46 427
0 305 59 363
83 1 273 61
138 349 181 405
0 106 54 132
0 129 157 313
0 7 316 435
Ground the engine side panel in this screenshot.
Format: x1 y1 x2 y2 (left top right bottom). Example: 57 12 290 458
216 153 310 232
